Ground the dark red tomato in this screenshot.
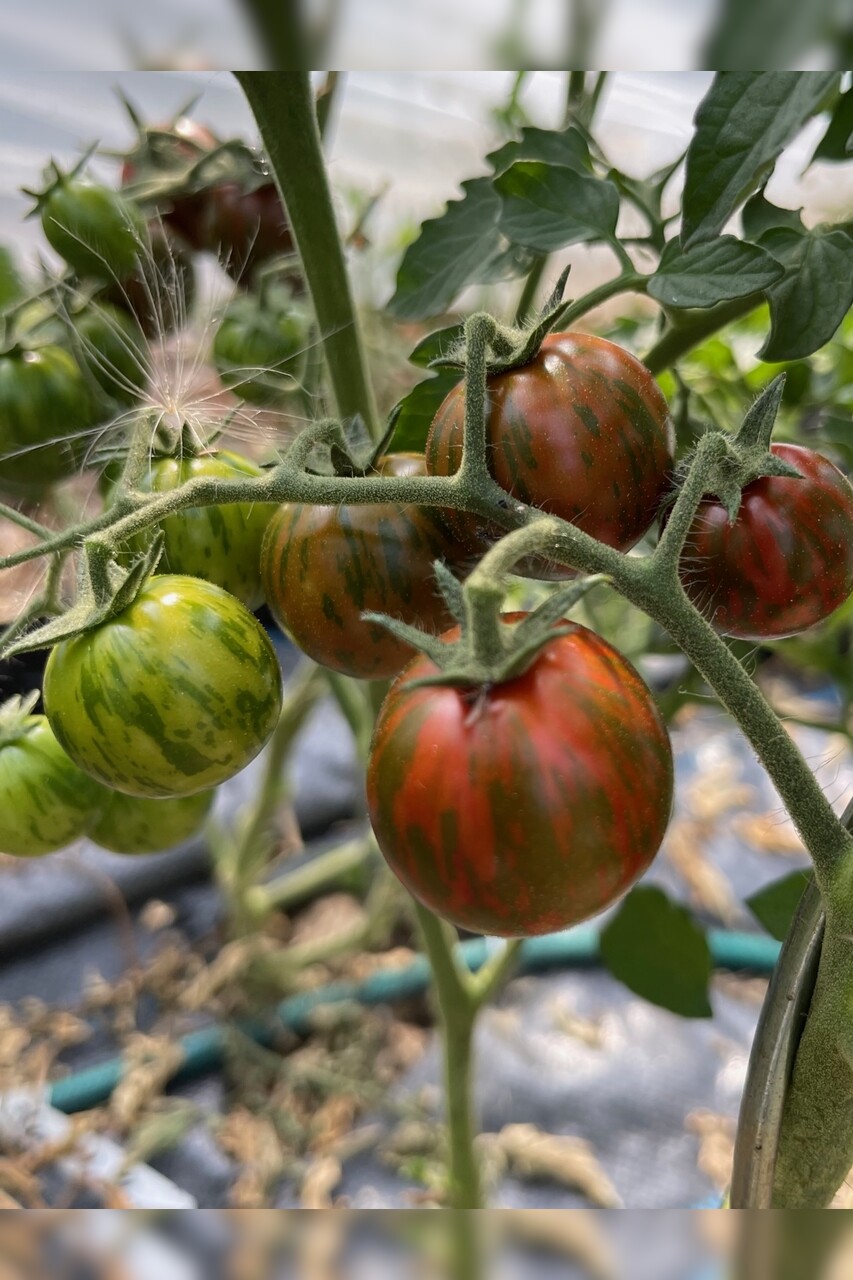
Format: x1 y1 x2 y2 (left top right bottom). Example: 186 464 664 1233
261 454 464 680
367 615 673 937
427 332 675 579
678 443 853 639
103 223 196 337
121 117 220 251
201 182 293 282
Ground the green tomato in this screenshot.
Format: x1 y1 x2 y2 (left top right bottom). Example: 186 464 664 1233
90 788 214 854
71 303 147 405
0 246 24 311
0 345 94 494
42 180 147 282
128 451 276 609
44 575 283 798
0 715 105 856
212 291 307 405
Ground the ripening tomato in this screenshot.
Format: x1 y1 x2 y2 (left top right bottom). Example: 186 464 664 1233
127 450 277 609
0 345 94 494
70 302 147 405
367 615 674 937
427 332 675 578
41 180 147 281
44 575 283 798
103 222 196 337
0 715 105 856
212 290 307 404
90 788 214 854
261 454 465 680
120 116 220 250
201 181 293 281
678 443 853 639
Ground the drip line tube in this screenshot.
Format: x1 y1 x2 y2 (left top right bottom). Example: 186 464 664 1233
47 926 781 1115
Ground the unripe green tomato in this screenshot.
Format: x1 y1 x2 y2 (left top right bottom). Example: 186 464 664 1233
212 293 307 405
71 303 147 406
43 574 283 798
90 788 214 854
0 716 106 856
0 345 94 495
127 451 276 609
41 180 147 281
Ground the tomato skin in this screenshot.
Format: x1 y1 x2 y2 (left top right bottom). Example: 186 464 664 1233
90 788 213 854
0 345 94 493
0 716 106 857
128 451 276 609
261 454 464 680
367 616 673 937
679 443 853 639
121 117 220 250
71 303 147 405
212 293 307 405
44 575 283 799
202 182 292 281
426 332 675 579
42 181 147 281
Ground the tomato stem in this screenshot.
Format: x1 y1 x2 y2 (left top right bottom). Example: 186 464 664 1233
235 72 381 440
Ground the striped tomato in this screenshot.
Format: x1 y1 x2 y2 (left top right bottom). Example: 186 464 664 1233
44 575 282 798
366 616 673 937
426 332 674 578
261 453 465 680
679 444 853 639
0 715 105 856
91 788 214 854
127 450 277 609
0 345 95 494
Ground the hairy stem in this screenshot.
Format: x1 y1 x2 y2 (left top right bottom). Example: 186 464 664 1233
643 294 762 374
235 72 380 439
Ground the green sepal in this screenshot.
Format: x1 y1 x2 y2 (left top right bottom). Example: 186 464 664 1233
1 532 164 659
363 569 609 690
432 559 467 623
430 265 572 376
0 691 41 748
21 148 100 217
672 375 800 523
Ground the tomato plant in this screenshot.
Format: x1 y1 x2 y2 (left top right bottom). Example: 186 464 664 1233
127 450 277 609
212 289 307 404
40 178 147 281
0 712 105 857
426 332 675 576
367 615 674 936
0 344 94 493
120 115 220 251
678 443 853 639
90 787 214 854
43 575 283 798
261 453 466 680
103 222 196 336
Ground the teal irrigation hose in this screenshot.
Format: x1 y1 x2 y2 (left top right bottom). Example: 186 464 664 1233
48 927 781 1115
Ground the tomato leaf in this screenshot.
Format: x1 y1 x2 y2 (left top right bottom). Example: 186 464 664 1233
386 369 462 453
495 161 620 252
759 227 853 360
409 324 465 369
810 85 853 163
648 235 784 309
681 72 839 249
599 886 713 1018
487 125 591 176
747 871 812 942
741 188 805 242
389 178 506 321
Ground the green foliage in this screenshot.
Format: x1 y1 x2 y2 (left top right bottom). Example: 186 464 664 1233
747 871 812 941
648 236 783 309
600 887 713 1018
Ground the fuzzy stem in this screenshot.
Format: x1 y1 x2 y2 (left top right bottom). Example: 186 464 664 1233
552 271 646 332
643 294 762 374
0 503 51 540
414 901 483 1212
235 72 380 439
458 313 498 485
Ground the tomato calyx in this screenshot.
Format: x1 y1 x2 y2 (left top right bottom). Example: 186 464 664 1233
669 374 801 523
430 265 572 379
0 533 165 660
0 692 40 748
21 151 99 217
366 551 609 690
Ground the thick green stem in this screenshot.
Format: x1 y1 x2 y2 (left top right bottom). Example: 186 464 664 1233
554 271 646 332
235 72 380 439
414 902 483 1212
643 294 762 374
246 835 377 918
